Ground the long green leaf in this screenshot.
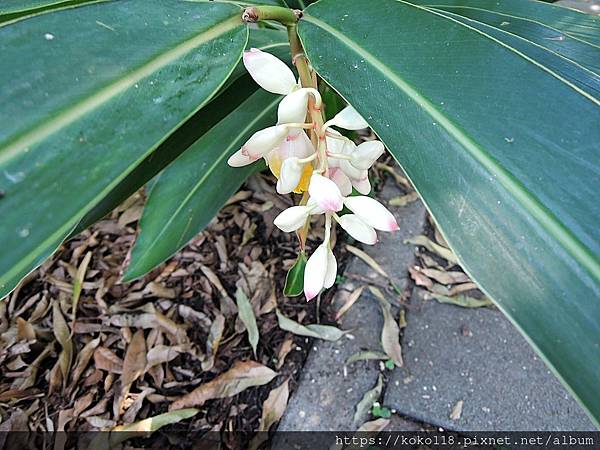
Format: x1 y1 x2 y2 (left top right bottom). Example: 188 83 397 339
299 0 600 424
411 0 600 46
0 0 101 24
0 0 247 298
123 89 281 280
74 28 289 233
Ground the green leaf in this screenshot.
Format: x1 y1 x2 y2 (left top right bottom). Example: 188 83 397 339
0 0 247 298
123 89 280 280
299 0 600 424
74 28 289 234
283 252 307 297
354 374 383 426
410 0 600 47
235 287 260 356
0 0 100 24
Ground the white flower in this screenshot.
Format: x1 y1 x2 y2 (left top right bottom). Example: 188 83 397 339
277 157 303 194
326 105 368 130
343 196 399 231
350 141 385 170
308 173 344 212
304 244 337 300
273 205 314 232
227 125 288 167
243 48 298 95
335 214 377 245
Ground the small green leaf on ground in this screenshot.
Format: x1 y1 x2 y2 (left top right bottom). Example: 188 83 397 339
276 309 346 341
431 293 493 308
235 287 259 356
385 359 395 370
284 252 307 297
371 405 392 419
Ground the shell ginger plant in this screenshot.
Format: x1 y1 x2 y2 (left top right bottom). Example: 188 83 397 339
0 0 598 425
228 45 398 300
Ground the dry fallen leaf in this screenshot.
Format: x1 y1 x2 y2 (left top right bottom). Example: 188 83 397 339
71 251 92 332
276 337 294 370
450 400 464 420
345 351 389 366
276 309 345 341
202 313 225 371
356 417 390 432
369 287 403 367
346 245 389 279
52 301 73 392
335 285 366 321
258 379 289 432
405 235 459 265
93 347 123 374
170 360 277 410
121 329 147 394
389 192 420 206
353 374 383 426
431 293 493 308
235 288 259 357
419 267 470 285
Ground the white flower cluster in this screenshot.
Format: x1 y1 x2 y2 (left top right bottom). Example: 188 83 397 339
228 49 398 300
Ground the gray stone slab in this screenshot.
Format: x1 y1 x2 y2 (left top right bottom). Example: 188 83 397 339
276 183 427 435
385 289 596 431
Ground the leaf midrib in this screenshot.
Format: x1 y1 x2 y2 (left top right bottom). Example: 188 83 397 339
301 12 600 285
127 95 282 274
0 13 245 292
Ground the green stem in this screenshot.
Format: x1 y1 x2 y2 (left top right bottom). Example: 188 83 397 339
242 5 299 27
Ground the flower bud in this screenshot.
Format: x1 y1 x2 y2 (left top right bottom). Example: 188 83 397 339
243 48 297 95
277 157 303 194
227 148 253 167
273 205 312 232
350 141 385 170
304 244 337 300
350 171 371 195
308 173 344 212
278 89 309 125
336 214 377 245
343 196 399 231
329 105 369 130
242 125 288 159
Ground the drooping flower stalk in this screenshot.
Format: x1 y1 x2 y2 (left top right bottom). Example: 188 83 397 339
234 7 399 300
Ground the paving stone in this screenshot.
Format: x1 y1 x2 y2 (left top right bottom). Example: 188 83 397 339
275 182 427 435
385 289 596 431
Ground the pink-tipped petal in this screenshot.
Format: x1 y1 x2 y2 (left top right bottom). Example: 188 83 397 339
336 214 377 245
330 105 369 130
243 48 297 95
273 205 312 233
308 173 344 212
343 196 399 231
275 130 315 160
323 247 337 289
304 244 328 300
277 89 309 125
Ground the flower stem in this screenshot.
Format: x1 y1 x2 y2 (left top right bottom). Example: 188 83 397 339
287 25 328 173
242 6 300 26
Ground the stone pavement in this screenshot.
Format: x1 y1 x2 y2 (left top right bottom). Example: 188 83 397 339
275 174 596 440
